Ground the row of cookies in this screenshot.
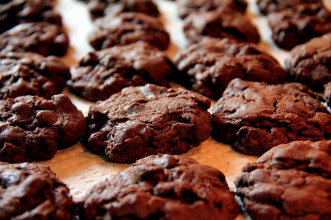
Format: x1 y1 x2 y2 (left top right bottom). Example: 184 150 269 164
1 1 331 162
1 139 329 219
0 0 69 56
257 0 331 50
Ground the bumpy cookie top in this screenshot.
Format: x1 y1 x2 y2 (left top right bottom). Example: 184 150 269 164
285 33 331 91
0 162 73 219
177 0 247 19
211 78 331 155
69 42 176 101
85 84 211 162
0 0 62 33
79 154 240 220
0 94 86 162
268 3 331 50
235 140 331 220
183 10 260 43
0 22 69 56
88 12 170 50
257 0 322 15
88 0 159 19
173 38 285 99
0 52 70 99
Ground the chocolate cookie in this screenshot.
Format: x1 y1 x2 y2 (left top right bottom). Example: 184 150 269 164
183 10 260 43
69 42 176 102
0 52 71 99
235 140 331 220
0 22 69 56
88 12 170 51
88 0 159 20
79 154 240 219
177 0 247 19
0 162 73 219
285 33 331 91
267 3 331 50
173 38 286 99
257 0 322 15
0 0 62 33
211 78 331 156
84 84 211 162
0 94 86 162
325 82 331 106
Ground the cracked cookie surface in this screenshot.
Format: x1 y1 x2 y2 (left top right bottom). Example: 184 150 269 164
84 84 211 162
183 10 260 44
211 78 331 155
256 0 322 15
177 0 247 19
0 52 71 99
79 154 240 219
0 162 73 219
235 140 331 220
88 12 169 51
0 22 69 56
285 33 331 91
0 94 86 162
69 42 176 102
0 0 62 33
173 38 286 99
88 0 159 20
267 3 331 50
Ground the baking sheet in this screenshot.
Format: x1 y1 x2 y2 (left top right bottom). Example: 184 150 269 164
35 0 328 218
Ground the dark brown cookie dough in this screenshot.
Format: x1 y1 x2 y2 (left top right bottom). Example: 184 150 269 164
235 140 331 220
257 0 322 15
0 22 69 56
0 52 71 99
183 10 260 43
0 0 62 33
88 12 170 51
325 82 331 106
285 33 331 91
0 94 86 162
69 42 176 102
88 0 159 20
267 3 331 50
79 154 240 219
173 38 286 99
177 0 247 19
0 162 73 219
211 78 331 156
84 84 211 162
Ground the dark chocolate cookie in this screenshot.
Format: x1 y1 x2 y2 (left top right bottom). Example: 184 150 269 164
267 3 331 50
0 52 71 99
257 0 322 15
177 0 247 19
0 22 69 56
0 94 86 162
84 84 211 162
0 0 62 33
285 33 331 91
211 78 331 156
235 140 331 220
88 12 170 51
325 82 331 106
0 162 73 219
88 0 159 20
173 38 286 99
79 154 240 219
183 10 260 43
69 42 176 102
